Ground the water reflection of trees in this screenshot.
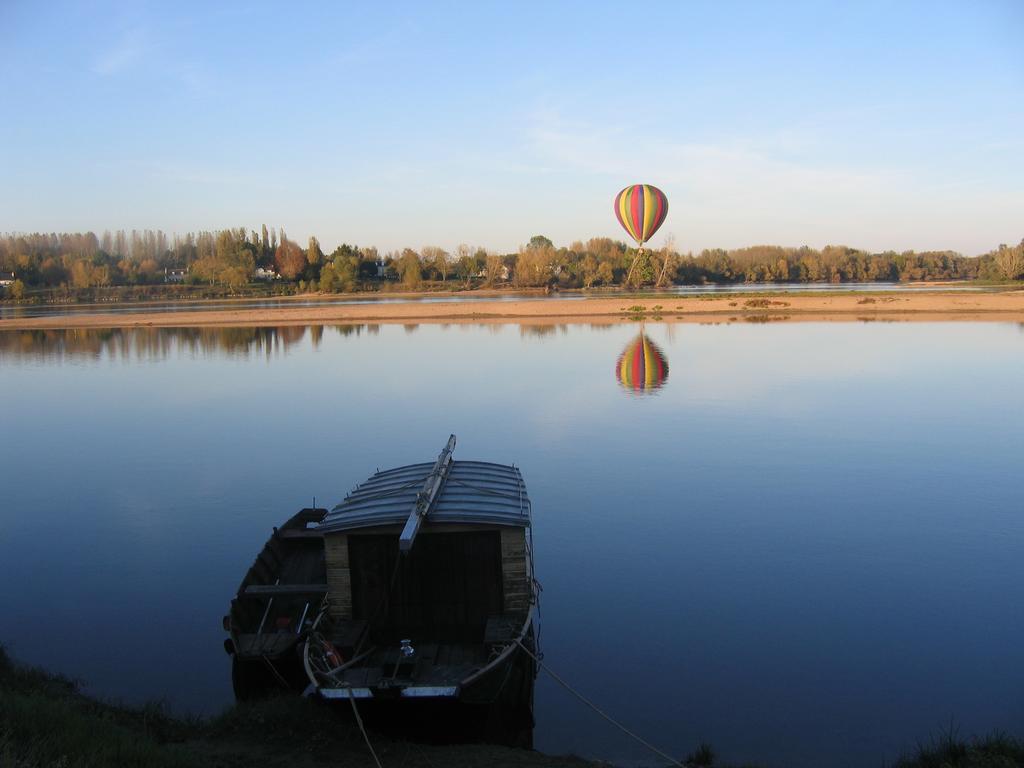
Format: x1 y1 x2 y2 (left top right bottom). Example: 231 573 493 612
518 323 617 338
0 324 381 362
518 324 568 338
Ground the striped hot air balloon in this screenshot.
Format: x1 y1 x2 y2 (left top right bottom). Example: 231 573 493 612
615 333 669 394
614 184 668 247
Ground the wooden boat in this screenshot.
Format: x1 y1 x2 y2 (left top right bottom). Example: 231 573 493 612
223 506 329 699
302 435 539 745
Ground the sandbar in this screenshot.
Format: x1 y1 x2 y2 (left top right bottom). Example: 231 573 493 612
2 291 1024 330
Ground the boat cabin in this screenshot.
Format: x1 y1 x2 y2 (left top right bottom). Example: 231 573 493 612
306 435 537 707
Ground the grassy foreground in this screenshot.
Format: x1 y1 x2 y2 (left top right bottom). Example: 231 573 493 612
0 646 592 768
1 647 1021 768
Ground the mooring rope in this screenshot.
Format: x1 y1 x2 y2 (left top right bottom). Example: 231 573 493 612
347 686 383 768
515 639 684 767
260 655 291 690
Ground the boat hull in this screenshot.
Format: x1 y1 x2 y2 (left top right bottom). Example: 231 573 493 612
223 507 327 701
230 645 310 700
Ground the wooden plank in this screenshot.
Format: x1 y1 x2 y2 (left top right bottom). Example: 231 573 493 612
329 619 367 650
483 618 524 647
257 550 280 572
500 528 530 613
326 568 353 619
244 583 328 596
325 535 350 563
324 534 353 619
293 507 327 525
235 633 296 657
250 561 272 584
277 528 323 540
399 434 456 553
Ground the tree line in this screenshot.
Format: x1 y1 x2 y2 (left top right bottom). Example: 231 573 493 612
1 227 1021 299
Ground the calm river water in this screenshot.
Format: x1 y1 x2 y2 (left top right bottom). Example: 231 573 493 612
1 321 1021 767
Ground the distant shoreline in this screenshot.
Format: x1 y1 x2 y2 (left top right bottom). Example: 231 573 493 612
2 289 1024 330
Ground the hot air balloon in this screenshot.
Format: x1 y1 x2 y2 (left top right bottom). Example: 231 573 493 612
614 184 668 285
615 331 669 394
614 184 669 247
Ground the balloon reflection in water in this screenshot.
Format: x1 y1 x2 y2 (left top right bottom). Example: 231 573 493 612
615 332 669 394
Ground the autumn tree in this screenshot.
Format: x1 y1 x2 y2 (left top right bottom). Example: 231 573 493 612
70 260 110 288
515 241 556 287
578 254 601 288
483 252 506 286
993 242 1024 280
655 235 679 287
452 244 480 285
187 230 251 286
0 228 1001 292
422 246 450 281
307 236 322 267
274 238 306 280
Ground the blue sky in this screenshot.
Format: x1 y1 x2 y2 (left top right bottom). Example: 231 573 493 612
1 1 1021 255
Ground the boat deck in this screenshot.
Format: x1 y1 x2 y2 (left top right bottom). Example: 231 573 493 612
230 508 327 657
333 643 488 689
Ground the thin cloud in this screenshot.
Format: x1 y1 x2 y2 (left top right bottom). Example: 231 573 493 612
177 62 214 97
524 110 1022 254
146 161 253 187
92 27 145 75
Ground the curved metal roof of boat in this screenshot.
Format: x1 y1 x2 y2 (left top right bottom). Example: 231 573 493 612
318 460 531 534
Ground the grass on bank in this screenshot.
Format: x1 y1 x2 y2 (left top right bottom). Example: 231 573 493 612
2 646 1021 768
889 727 1024 768
0 645 594 768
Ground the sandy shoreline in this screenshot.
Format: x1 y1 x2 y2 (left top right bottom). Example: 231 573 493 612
2 291 1024 330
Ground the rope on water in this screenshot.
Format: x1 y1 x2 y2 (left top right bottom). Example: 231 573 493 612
347 687 383 768
516 639 684 768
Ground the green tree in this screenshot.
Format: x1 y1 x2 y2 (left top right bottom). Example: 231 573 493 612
260 224 270 263
395 249 422 288
322 247 360 292
319 263 339 292
624 249 654 287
